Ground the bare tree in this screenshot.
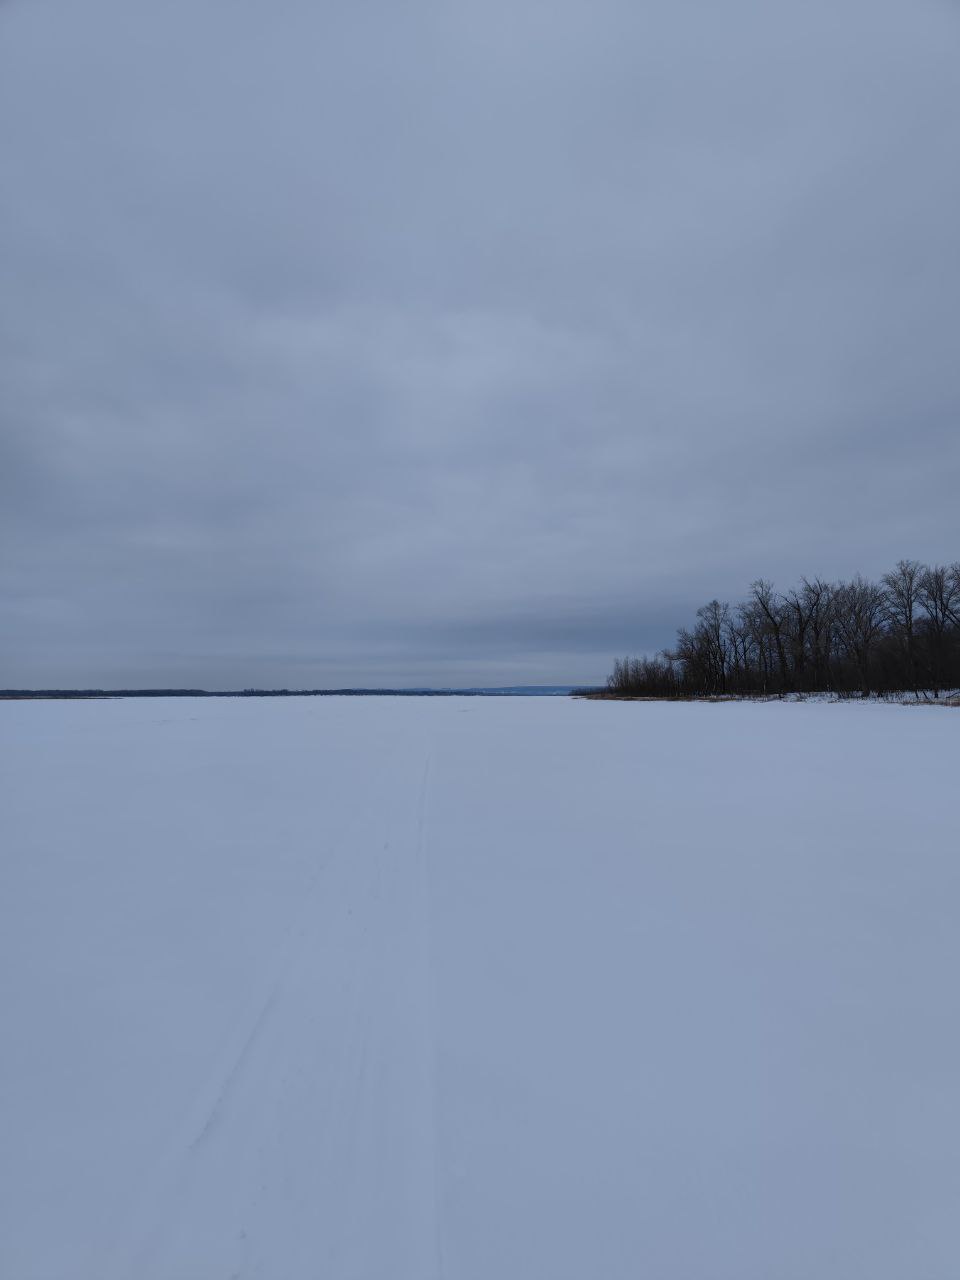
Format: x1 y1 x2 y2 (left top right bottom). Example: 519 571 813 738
882 559 922 694
799 578 835 690
605 558 958 699
833 576 886 695
918 565 960 696
749 580 789 692
696 600 731 694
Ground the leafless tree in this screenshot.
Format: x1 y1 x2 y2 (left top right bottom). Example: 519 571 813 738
799 578 835 691
833 576 886 695
882 559 922 694
918 565 960 696
749 580 790 692
606 559 958 699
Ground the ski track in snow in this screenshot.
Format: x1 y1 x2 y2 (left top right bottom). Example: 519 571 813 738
113 728 441 1280
2 696 960 1279
417 752 447 1280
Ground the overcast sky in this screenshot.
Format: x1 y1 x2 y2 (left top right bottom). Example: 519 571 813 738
2 0 959 687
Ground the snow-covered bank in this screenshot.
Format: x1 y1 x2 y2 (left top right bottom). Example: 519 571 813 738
584 688 960 703
2 697 958 1278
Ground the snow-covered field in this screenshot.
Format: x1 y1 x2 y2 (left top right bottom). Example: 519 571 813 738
2 696 958 1279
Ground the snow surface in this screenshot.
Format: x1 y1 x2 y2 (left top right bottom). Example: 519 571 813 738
2 695 958 1279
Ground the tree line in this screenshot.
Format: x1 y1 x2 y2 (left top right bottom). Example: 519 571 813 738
608 560 960 699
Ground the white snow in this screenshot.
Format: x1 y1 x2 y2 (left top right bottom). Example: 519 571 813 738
1 695 958 1279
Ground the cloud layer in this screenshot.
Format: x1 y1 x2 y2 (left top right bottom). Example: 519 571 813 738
3 0 959 686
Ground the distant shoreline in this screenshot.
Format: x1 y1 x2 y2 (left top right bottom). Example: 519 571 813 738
0 686 583 701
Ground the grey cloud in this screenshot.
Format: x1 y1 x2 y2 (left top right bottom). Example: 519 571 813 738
2 0 959 686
